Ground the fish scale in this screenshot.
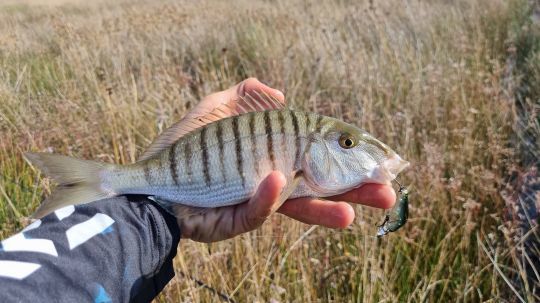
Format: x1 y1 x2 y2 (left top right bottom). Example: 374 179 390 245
25 103 409 219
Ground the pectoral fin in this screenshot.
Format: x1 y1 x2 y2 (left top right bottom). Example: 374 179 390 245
271 170 303 212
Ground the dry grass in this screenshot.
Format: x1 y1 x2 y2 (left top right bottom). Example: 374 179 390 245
0 0 538 301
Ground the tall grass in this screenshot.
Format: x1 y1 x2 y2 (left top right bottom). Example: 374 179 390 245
0 0 538 301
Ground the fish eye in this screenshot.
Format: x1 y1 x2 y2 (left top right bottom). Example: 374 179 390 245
338 134 357 149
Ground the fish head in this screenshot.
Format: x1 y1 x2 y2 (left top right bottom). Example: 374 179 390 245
302 118 409 196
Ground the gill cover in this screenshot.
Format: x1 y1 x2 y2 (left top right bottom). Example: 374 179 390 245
301 132 367 196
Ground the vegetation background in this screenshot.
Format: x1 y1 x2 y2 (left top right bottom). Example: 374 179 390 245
0 0 538 301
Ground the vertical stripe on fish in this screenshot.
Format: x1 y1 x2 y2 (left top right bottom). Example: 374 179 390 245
281 110 296 173
216 120 226 182
277 111 287 171
169 143 180 186
264 111 276 170
248 112 260 178
183 142 192 183
200 127 211 186
291 111 304 169
231 116 245 188
143 162 153 185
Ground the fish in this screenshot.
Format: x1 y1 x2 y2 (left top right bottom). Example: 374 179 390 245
25 95 409 219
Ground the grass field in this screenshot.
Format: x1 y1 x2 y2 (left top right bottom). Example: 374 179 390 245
1 0 539 301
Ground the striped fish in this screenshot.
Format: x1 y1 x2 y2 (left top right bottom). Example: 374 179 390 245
25 96 409 219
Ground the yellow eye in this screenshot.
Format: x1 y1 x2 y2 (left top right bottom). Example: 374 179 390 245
339 134 356 149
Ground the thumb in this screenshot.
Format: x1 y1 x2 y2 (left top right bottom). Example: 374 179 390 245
243 171 287 229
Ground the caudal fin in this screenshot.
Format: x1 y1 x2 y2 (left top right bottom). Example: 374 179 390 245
25 152 114 219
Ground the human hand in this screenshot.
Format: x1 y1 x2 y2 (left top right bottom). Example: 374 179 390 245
177 78 396 242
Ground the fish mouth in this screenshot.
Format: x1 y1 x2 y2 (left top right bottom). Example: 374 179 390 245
383 154 409 179
367 154 409 184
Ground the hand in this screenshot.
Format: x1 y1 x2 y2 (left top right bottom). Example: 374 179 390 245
177 78 396 242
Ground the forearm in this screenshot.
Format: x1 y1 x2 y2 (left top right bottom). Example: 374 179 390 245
0 196 180 303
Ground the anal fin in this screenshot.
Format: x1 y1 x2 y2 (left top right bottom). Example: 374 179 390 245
149 196 211 219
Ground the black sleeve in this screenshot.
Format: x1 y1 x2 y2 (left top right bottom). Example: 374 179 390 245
0 196 181 303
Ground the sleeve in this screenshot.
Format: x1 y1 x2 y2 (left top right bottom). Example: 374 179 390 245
0 196 181 303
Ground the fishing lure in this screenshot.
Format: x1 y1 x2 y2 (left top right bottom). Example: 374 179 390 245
376 183 409 237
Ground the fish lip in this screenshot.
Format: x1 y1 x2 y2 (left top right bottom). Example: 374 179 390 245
382 154 410 179
366 154 409 184
361 135 409 178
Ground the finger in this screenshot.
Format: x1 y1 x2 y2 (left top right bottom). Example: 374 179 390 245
196 78 285 116
327 183 396 209
239 77 285 104
243 171 287 227
278 199 355 228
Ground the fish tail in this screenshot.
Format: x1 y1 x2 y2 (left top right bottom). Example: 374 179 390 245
25 152 115 219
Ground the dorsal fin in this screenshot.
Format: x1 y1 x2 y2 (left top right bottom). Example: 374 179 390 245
138 92 286 161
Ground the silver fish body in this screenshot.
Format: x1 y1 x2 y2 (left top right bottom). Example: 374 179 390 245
26 109 409 218
106 109 407 207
